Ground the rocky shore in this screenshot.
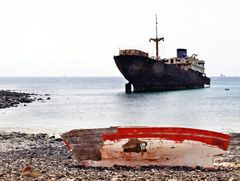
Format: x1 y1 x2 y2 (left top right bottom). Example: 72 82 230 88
0 132 239 180
0 90 50 109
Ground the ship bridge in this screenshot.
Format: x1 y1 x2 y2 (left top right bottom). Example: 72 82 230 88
164 49 205 74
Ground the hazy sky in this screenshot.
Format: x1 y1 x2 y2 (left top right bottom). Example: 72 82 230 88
0 0 239 76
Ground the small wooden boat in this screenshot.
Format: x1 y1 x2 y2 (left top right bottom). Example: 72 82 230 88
61 127 230 168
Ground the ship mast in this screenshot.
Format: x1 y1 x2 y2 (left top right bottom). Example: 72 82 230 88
149 15 164 59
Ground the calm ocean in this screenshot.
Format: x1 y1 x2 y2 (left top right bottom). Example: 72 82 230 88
0 77 239 134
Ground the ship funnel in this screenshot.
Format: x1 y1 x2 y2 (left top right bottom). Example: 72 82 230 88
177 49 187 58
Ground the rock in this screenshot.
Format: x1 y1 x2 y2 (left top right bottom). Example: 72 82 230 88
21 165 41 178
19 97 32 103
0 90 38 109
0 90 51 109
22 165 33 172
111 177 120 181
50 136 55 139
54 138 62 142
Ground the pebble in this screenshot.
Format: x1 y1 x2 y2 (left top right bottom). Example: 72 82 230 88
0 132 239 180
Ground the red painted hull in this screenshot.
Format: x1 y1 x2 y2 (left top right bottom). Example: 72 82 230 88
61 127 230 168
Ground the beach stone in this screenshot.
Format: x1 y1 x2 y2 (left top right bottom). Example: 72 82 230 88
111 177 120 181
0 132 239 180
54 138 62 142
21 165 41 178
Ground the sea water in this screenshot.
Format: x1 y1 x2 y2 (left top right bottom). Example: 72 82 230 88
0 77 239 134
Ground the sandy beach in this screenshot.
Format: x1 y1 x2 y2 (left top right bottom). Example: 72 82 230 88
0 131 239 181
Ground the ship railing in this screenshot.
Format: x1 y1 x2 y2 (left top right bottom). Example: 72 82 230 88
150 56 161 61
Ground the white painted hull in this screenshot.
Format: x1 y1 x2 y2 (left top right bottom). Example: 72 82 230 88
61 127 230 168
77 139 224 167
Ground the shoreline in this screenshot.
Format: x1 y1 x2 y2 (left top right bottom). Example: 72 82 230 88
0 90 50 109
0 131 239 180
0 90 35 109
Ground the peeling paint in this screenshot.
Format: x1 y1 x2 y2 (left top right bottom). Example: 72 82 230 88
61 127 230 168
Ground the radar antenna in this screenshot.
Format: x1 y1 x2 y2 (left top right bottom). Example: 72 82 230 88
149 14 164 59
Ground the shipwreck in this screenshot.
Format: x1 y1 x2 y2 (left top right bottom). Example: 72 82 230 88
114 15 210 93
61 127 230 168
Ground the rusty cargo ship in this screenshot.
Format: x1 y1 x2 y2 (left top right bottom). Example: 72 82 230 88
114 16 210 93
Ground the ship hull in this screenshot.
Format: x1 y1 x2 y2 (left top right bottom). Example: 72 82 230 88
61 127 230 168
114 55 210 92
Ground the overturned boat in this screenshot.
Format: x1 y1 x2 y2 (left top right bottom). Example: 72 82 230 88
61 127 230 168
